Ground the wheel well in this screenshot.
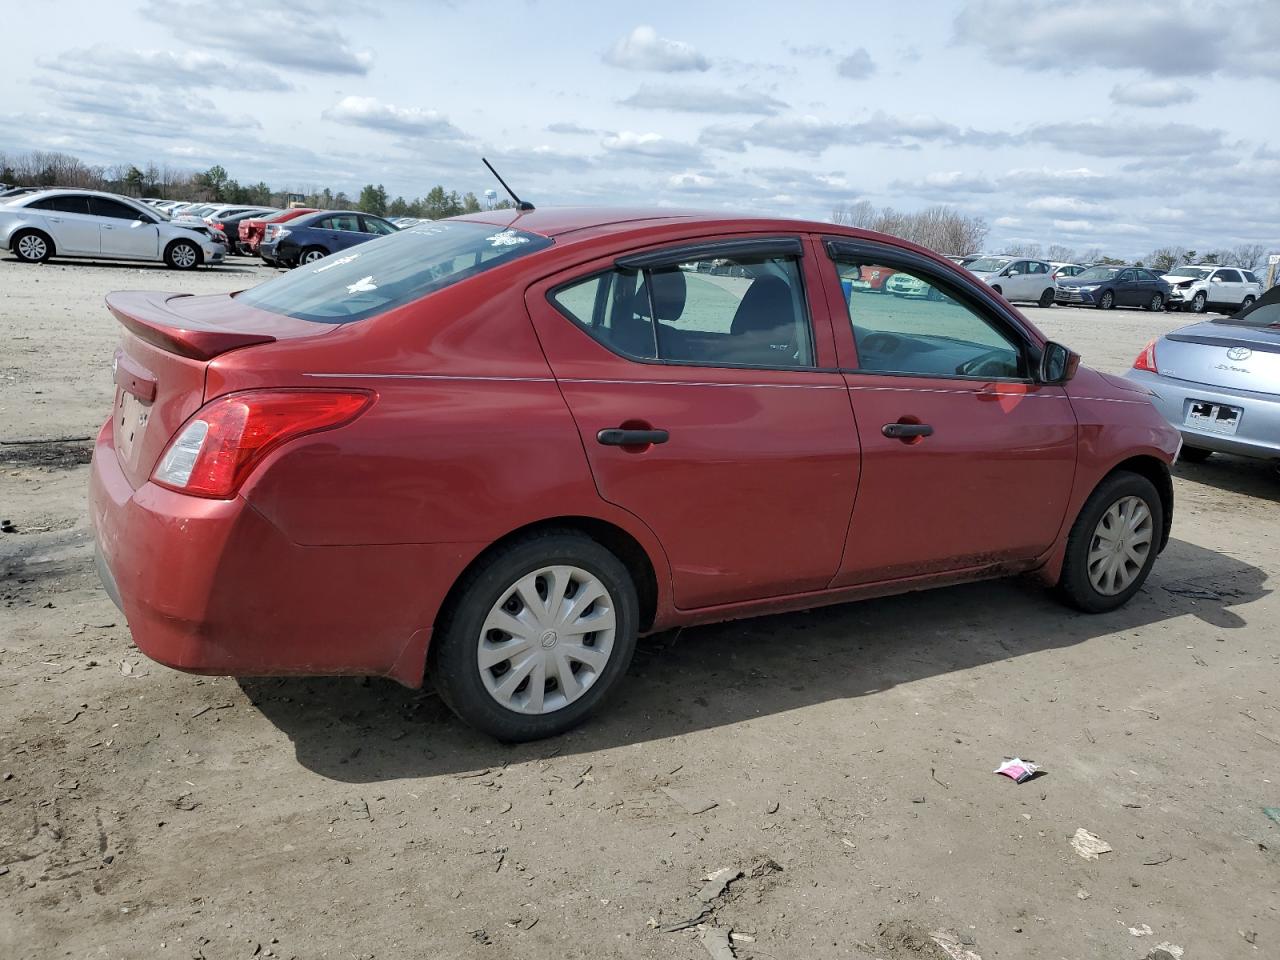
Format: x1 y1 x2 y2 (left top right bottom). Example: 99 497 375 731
435 516 660 637
1106 456 1173 551
13 227 54 254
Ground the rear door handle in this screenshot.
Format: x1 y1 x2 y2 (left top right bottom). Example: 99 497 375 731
597 428 669 446
882 422 933 439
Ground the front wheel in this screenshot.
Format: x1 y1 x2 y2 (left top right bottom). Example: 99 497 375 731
1146 292 1164 311
165 240 200 270
1096 290 1115 310
1188 291 1207 313
429 531 640 741
1056 471 1163 613
1038 288 1055 308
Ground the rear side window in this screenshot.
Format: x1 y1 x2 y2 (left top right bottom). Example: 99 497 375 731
362 216 397 235
316 214 361 232
235 221 552 323
28 195 92 214
1243 271 1258 283
91 197 144 220
551 251 814 368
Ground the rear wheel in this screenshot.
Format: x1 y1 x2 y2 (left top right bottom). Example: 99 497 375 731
1056 471 1162 613
990 284 1003 296
1097 289 1115 310
298 246 327 265
1179 446 1213 463
429 531 639 741
1038 288 1055 307
1241 295 1256 311
1146 292 1164 311
164 240 200 270
12 229 53 263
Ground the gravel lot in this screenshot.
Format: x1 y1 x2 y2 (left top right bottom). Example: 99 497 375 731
2 254 1278 960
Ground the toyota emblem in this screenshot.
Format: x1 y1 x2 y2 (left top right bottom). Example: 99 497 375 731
1226 346 1252 361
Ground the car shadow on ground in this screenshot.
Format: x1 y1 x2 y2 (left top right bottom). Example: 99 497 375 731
243 535 1268 783
1 256 259 273
1173 453 1279 502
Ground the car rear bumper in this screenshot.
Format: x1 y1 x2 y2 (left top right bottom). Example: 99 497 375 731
1125 368 1280 460
88 418 480 687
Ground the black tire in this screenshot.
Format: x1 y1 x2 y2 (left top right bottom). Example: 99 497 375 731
12 229 53 263
1146 292 1164 311
1241 296 1256 311
1096 289 1115 310
1179 446 1213 463
164 239 201 270
298 246 327 266
1188 291 1207 313
1038 288 1055 308
429 530 640 741
1056 471 1163 614
990 284 1003 296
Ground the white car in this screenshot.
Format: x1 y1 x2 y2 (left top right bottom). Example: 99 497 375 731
1160 265 1263 314
0 189 225 269
964 256 1058 306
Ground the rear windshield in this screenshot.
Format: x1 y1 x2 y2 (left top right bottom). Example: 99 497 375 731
236 221 553 323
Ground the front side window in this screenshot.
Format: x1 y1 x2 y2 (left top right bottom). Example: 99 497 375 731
1216 269 1243 283
235 221 552 324
551 249 814 368
1118 270 1136 282
833 255 1026 380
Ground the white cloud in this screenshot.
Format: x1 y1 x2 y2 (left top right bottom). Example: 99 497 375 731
621 84 788 115
322 96 469 139
994 216 1022 227
604 26 709 72
1110 79 1196 107
1026 196 1106 215
601 131 703 165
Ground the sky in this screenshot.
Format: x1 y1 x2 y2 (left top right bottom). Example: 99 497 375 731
2 0 1278 259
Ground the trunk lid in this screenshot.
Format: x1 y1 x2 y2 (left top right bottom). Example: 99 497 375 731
1158 319 1280 394
106 290 332 489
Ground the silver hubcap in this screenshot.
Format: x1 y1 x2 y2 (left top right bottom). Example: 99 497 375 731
1150 295 1161 309
303 250 324 263
1101 292 1112 308
18 235 46 260
1088 496 1154 596
1193 295 1205 312
172 244 196 267
478 565 616 715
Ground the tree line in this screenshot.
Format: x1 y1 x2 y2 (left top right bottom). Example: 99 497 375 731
0 150 510 219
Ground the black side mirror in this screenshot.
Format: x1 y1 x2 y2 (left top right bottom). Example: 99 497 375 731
1039 341 1080 384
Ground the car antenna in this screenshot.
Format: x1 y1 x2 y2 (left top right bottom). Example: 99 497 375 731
482 158 534 211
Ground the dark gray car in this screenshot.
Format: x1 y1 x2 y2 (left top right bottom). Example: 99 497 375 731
1056 265 1171 311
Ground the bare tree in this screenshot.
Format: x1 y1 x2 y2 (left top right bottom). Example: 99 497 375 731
1229 243 1266 271
832 201 987 255
831 199 876 228
1001 241 1042 257
1146 246 1189 273
1046 244 1076 262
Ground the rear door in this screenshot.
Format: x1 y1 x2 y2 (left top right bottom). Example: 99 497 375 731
526 235 860 610
92 197 160 259
1114 269 1141 306
27 195 100 254
820 238 1077 585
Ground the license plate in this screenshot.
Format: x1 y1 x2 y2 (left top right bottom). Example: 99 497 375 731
115 389 150 461
1185 400 1241 435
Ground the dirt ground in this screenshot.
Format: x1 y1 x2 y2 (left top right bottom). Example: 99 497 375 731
2 254 1277 960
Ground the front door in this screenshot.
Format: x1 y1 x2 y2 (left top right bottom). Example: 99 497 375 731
526 235 860 610
821 239 1077 585
92 197 160 259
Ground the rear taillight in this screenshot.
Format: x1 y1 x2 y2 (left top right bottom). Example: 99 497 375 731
1133 339 1159 374
152 390 373 498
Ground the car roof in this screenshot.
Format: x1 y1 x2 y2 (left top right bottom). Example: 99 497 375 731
452 205 865 241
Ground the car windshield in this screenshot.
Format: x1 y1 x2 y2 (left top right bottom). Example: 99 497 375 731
1075 267 1120 281
1166 266 1209 279
965 257 1009 273
235 220 553 324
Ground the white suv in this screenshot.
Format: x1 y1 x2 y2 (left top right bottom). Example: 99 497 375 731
0 189 225 269
1160 265 1263 314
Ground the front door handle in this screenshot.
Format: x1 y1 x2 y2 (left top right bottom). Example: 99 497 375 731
882 422 933 440
597 428 669 446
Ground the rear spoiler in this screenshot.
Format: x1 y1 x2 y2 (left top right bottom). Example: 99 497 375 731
105 291 276 361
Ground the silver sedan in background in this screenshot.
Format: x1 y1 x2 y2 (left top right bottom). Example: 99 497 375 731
1126 284 1280 466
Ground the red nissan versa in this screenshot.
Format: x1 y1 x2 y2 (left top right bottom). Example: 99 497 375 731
89 209 1179 741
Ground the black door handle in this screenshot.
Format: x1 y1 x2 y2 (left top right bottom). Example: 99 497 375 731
597 428 669 446
882 422 933 439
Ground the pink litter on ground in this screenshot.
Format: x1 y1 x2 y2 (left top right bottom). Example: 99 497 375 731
994 758 1040 783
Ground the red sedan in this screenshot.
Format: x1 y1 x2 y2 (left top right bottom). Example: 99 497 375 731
90 209 1179 740
238 207 318 256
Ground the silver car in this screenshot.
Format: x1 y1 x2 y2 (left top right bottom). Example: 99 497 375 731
0 189 225 269
964 255 1058 306
1125 285 1280 464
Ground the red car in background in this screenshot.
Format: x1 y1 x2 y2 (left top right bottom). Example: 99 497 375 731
239 207 317 256
89 208 1178 741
